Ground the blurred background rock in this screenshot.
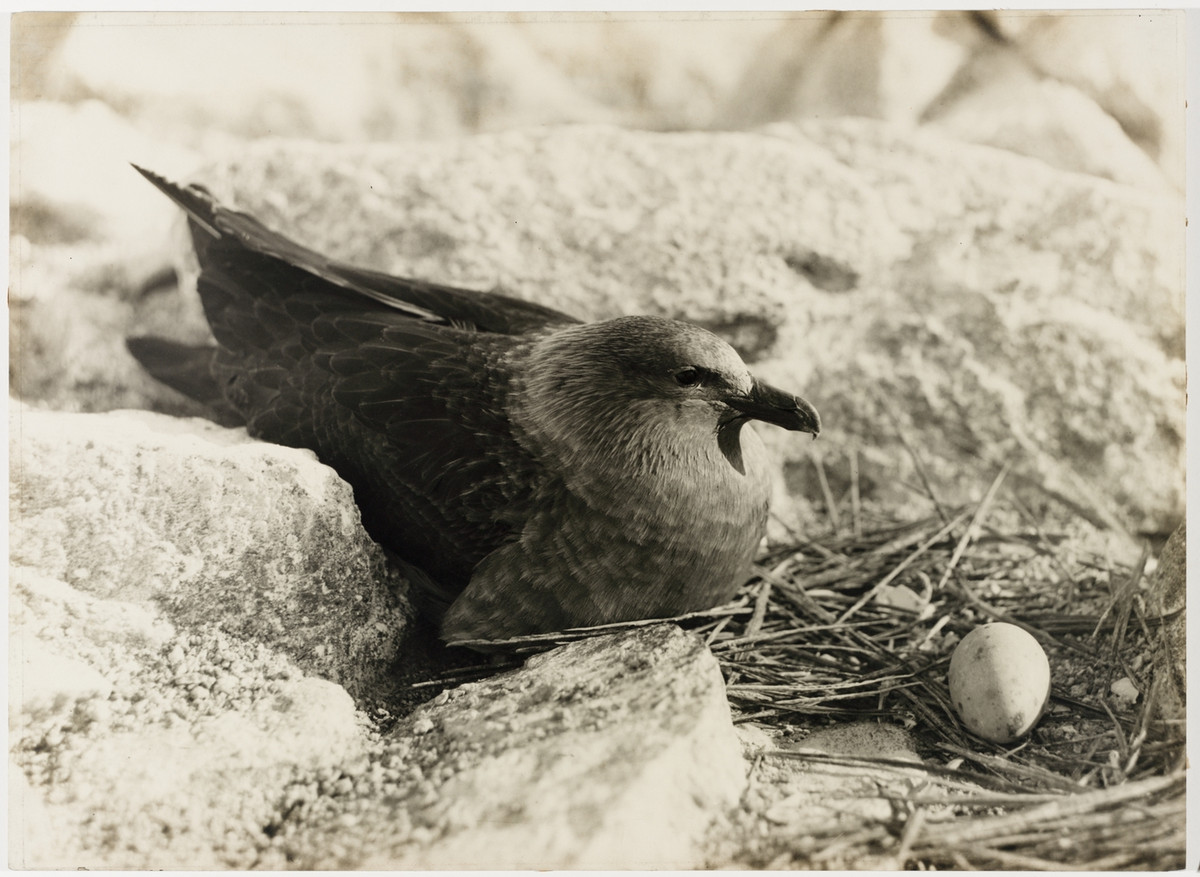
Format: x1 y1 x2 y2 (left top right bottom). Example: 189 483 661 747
11 12 1183 187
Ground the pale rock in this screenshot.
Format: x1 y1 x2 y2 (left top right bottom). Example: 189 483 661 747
775 118 1183 538
8 99 215 414
775 12 975 125
397 625 744 869
10 566 177 677
9 247 214 414
11 631 366 868
10 11 77 100
40 12 604 143
10 405 408 693
923 44 1173 191
10 636 112 717
271 626 747 869
11 99 205 248
8 771 59 869
988 10 1185 188
11 547 371 868
711 13 839 128
514 12 784 130
735 722 777 756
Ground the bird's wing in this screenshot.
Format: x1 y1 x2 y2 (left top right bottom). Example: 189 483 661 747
132 164 580 334
189 247 541 593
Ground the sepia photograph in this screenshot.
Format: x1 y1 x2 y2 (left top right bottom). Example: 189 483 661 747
8 7 1189 869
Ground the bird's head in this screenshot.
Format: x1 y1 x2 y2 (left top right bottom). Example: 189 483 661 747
517 316 820 473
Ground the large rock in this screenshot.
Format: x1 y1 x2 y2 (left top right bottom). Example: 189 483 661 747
923 43 1173 191
281 625 746 869
10 565 368 869
777 119 1183 538
986 10 1185 189
716 11 975 127
17 12 1181 190
10 616 745 869
32 12 780 142
8 99 210 414
10 405 409 694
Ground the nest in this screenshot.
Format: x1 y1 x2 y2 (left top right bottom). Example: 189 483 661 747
422 468 1186 869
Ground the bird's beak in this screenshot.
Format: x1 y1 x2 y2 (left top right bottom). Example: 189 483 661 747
727 379 821 436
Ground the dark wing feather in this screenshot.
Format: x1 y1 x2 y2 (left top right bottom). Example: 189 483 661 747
305 317 538 590
131 165 559 594
131 164 579 333
326 264 581 334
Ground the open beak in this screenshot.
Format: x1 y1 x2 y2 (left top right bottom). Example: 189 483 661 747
726 379 821 437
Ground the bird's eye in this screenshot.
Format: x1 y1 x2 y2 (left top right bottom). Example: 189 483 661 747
674 367 703 388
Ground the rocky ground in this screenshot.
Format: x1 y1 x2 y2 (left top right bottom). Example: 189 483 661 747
9 11 1187 869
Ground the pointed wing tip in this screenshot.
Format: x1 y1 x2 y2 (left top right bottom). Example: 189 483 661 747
132 163 222 239
130 162 174 194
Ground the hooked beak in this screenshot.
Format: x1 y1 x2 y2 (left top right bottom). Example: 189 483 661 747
726 378 821 437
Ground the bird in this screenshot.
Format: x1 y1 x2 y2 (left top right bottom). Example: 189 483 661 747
126 164 821 647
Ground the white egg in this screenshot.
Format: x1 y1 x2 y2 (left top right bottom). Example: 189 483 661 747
948 622 1051 744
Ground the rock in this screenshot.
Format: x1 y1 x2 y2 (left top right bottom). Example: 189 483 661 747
39 13 610 143
923 43 1173 191
11 100 203 248
9 248 215 415
12 621 745 869
708 721 930 869
986 10 1185 189
10 12 77 101
8 99 214 414
395 625 744 869
10 565 366 869
10 405 409 694
516 12 782 131
273 625 746 869
718 11 975 127
775 118 1183 538
34 13 804 142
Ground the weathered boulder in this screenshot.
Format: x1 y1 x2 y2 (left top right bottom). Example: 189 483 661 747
10 405 409 693
985 10 1184 189
716 11 976 128
775 119 1183 538
923 42 1174 191
27 12 787 142
10 609 744 868
10 560 369 869
274 625 745 869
